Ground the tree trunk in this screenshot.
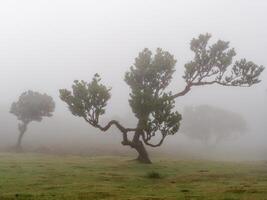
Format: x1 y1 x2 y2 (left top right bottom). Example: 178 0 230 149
121 120 152 164
16 122 28 152
16 132 24 152
133 140 152 164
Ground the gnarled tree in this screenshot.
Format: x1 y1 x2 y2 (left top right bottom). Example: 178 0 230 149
10 90 55 151
60 33 264 163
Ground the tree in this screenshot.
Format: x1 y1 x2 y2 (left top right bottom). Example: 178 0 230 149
10 90 55 151
60 33 264 163
181 105 247 144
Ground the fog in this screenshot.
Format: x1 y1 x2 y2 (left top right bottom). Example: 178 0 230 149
0 0 266 161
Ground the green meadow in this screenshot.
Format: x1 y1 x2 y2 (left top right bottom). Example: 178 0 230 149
0 153 266 200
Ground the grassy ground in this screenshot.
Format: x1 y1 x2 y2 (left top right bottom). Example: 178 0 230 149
0 153 266 200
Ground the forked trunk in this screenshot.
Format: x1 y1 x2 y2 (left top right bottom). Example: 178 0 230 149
120 120 152 163
133 140 151 164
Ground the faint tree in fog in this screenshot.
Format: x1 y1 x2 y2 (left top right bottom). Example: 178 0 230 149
10 91 55 151
60 33 264 163
181 105 247 144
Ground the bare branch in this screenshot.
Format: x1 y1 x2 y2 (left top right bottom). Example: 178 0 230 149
171 84 192 99
141 132 167 147
83 118 137 134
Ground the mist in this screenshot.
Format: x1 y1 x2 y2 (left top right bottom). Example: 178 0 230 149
0 0 266 161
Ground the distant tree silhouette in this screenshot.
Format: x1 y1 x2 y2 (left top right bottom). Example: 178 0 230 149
60 33 264 163
181 105 247 144
10 91 55 151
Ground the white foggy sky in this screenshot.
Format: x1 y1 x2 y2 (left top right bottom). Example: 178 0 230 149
0 0 266 112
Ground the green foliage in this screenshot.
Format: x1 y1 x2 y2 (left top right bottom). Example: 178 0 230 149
146 95 181 136
10 90 55 124
125 48 176 118
59 74 111 125
229 59 264 86
125 48 182 145
184 33 264 86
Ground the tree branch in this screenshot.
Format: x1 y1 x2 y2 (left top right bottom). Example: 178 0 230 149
141 132 167 147
83 118 137 134
171 84 192 99
171 79 250 100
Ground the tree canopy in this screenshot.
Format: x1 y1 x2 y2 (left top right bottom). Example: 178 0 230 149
60 33 264 163
10 90 55 123
172 33 264 98
125 48 182 147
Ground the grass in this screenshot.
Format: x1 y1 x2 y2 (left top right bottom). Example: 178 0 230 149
145 171 162 179
0 153 266 200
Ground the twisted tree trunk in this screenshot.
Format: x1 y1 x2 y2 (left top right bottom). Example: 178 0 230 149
121 127 151 164
133 140 151 164
131 123 152 164
87 117 152 163
16 122 28 152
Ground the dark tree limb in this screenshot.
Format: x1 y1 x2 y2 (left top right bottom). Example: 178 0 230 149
141 131 167 147
171 79 252 100
171 84 192 99
83 118 137 134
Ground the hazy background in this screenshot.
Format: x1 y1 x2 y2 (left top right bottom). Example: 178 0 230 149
0 0 266 161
